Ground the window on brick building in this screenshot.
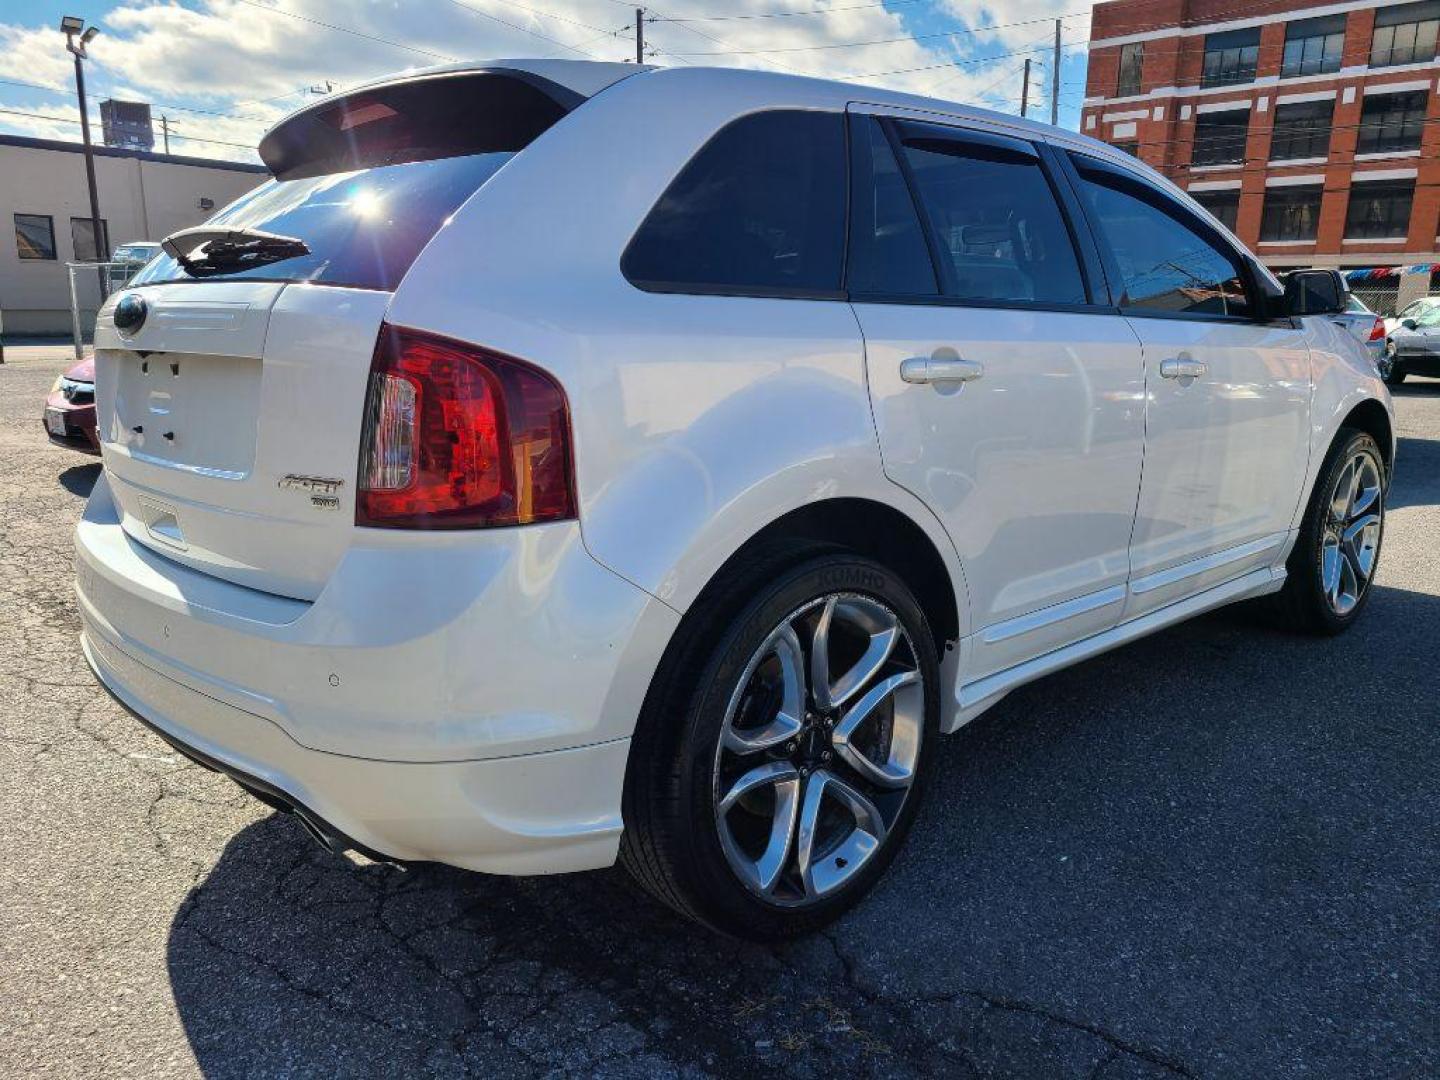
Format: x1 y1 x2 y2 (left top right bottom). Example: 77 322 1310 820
1118 42 1145 96
1112 140 1140 157
1344 180 1414 239
1282 15 1347 77
1191 109 1250 165
1269 98 1334 160
1371 0 1440 67
1356 90 1428 155
1191 189 1240 232
1202 27 1261 87
1260 185 1323 242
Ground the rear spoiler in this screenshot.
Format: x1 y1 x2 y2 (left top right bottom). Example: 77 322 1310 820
258 64 637 182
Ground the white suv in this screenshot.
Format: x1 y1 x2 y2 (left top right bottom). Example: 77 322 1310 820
79 60 1393 939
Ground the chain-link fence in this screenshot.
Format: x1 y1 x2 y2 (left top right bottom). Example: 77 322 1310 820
66 260 145 360
1350 281 1402 316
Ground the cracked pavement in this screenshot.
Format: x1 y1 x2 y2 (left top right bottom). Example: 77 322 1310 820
2 346 1437 1079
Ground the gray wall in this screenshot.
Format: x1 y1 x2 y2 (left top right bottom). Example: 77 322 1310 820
1 140 264 336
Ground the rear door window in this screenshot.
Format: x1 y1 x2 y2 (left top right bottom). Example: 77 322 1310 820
622 110 847 297
129 152 513 292
889 121 1088 306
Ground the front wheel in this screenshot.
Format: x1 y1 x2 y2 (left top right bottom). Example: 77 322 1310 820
1380 341 1406 386
1270 428 1385 635
621 551 940 940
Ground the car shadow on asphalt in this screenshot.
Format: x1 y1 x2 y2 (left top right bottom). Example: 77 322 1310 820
163 585 1440 1079
58 462 101 498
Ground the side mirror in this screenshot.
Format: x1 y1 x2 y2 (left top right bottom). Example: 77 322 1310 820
1283 269 1348 317
1402 318 1419 331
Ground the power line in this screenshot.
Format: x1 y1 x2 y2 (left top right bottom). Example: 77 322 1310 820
228 0 458 62
0 76 272 124
656 0 933 22
442 0 608 58
665 12 1087 55
847 40 1057 81
0 105 257 150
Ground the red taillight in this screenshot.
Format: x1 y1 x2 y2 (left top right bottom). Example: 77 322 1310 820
1368 317 1386 342
357 325 575 529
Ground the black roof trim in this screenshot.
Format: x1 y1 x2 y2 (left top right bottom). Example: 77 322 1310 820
0 132 266 173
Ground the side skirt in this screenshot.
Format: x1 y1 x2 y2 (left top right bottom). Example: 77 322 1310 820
943 565 1287 733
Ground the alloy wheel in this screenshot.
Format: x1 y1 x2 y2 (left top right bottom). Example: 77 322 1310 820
1320 449 1383 616
712 594 923 907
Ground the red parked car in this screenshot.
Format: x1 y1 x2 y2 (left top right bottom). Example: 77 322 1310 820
42 355 100 455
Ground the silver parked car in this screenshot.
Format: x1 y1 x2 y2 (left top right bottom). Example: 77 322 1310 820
1384 303 1440 384
1330 294 1386 365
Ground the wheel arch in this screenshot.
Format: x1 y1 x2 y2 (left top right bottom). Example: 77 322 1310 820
693 498 963 651
629 496 966 744
1341 397 1395 478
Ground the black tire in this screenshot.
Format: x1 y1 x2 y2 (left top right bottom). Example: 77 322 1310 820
1269 428 1385 635
1381 342 1406 386
620 547 940 940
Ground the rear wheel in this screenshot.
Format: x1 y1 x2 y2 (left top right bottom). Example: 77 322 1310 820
1270 428 1385 635
621 550 939 940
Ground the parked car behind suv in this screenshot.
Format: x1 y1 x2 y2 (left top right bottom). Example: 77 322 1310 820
42 354 99 454
1384 302 1440 383
77 60 1394 939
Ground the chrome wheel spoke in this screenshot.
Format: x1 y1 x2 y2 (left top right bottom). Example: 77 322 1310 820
1349 477 1380 519
1329 460 1354 520
832 671 922 789
722 622 806 754
794 769 887 900
1321 539 1344 606
717 762 800 896
812 597 900 711
1343 514 1380 586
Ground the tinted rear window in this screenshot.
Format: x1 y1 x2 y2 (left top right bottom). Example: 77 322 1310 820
129 153 511 292
622 110 847 297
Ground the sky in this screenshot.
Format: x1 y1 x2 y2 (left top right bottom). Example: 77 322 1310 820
0 0 1098 165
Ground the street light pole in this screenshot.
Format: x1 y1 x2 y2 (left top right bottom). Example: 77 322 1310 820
63 17 106 301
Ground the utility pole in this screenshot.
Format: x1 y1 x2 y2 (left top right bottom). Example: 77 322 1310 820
635 8 644 64
62 16 106 297
159 114 172 154
1049 17 1062 126
1020 58 1032 119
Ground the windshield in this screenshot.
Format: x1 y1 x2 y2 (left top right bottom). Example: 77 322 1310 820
1346 295 1371 313
1412 306 1440 328
130 151 514 291
113 244 157 262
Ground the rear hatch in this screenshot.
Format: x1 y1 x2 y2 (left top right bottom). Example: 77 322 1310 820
93 65 608 600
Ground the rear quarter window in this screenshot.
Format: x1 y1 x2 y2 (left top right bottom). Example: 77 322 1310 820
129 152 513 292
622 110 847 297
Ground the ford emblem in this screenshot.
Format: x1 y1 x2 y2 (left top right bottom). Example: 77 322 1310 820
113 293 147 335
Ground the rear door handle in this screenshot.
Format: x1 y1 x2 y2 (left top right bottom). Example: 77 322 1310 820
900 356 985 385
1160 357 1207 380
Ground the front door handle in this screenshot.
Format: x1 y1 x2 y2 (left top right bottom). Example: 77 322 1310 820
900 355 985 385
1159 357 1207 380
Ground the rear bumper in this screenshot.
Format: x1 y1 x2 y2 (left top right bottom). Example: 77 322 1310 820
75 471 680 874
81 628 631 873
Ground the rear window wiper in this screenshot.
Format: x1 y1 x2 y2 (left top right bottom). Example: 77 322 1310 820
161 226 310 278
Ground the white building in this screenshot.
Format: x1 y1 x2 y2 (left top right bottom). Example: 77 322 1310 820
1 133 266 336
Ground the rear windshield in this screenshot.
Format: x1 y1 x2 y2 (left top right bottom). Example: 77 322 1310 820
129 152 512 292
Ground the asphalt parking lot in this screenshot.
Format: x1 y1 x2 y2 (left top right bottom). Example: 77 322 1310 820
1 346 1436 1080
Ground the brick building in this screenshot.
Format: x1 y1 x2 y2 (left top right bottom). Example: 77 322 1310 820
1081 0 1440 306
